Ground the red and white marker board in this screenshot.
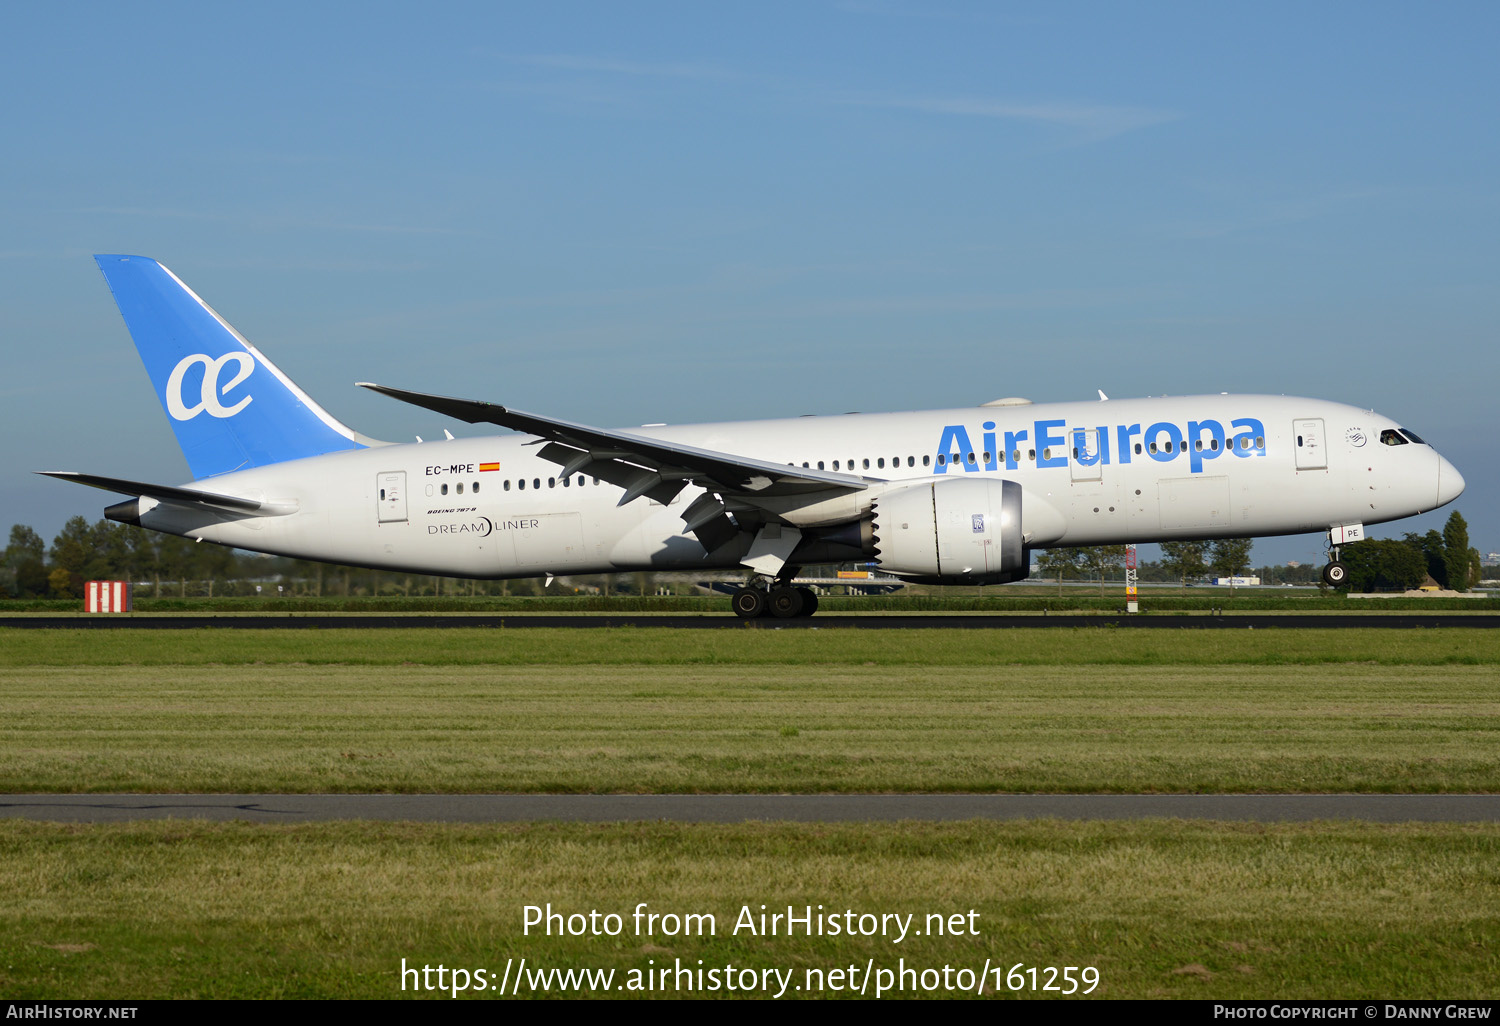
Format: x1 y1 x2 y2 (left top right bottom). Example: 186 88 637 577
86 580 132 613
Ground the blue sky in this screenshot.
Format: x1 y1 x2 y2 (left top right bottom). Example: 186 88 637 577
3 1 1495 566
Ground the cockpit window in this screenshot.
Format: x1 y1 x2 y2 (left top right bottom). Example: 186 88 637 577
1379 429 1408 446
1398 429 1426 445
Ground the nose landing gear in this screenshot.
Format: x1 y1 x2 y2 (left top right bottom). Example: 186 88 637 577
1322 524 1363 588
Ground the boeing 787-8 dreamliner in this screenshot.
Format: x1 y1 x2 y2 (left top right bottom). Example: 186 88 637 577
44 255 1465 617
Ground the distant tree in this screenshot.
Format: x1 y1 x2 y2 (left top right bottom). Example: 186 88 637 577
1340 539 1427 592
1207 538 1255 592
156 534 198 596
124 528 163 596
1037 549 1082 596
1443 512 1471 592
1076 545 1128 595
1405 530 1448 588
1159 541 1208 588
3 524 48 598
48 517 95 596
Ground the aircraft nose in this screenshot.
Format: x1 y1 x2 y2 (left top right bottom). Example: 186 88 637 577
1436 455 1465 508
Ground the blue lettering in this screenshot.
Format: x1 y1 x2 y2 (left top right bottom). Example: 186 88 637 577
935 424 976 474
1230 417 1266 458
1187 419 1227 473
1145 422 1184 463
1003 429 1028 470
1116 423 1141 464
934 414 1261 473
1035 419 1067 469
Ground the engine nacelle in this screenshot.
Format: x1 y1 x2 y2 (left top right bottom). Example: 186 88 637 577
870 478 1027 584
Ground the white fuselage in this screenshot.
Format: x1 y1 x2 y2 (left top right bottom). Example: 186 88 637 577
131 394 1461 578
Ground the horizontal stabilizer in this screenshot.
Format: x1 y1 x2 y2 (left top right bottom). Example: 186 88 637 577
37 472 296 515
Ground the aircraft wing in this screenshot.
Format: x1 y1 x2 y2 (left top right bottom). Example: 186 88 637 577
358 384 869 506
36 472 296 515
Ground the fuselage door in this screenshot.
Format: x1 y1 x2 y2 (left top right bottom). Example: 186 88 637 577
1070 427 1103 482
378 471 408 523
1293 419 1327 471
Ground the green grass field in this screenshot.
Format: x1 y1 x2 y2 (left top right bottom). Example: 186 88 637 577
1 628 1497 793
2 819 1498 1000
3 626 1498 999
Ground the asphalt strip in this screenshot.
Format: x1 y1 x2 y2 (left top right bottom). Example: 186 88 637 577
2 794 1498 823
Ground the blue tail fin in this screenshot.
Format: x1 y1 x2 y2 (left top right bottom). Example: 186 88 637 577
94 255 373 480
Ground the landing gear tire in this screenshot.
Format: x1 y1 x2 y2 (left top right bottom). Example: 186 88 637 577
768 585 806 619
796 587 819 617
731 587 768 619
1322 561 1348 587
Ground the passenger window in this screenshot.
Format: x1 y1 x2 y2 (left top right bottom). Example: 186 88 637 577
518 479 525 490
1194 440 1203 451
473 482 480 493
504 480 511 491
545 478 552 488
937 454 946 466
1028 449 1035 461
982 451 991 464
1210 439 1219 451
908 456 915 467
562 476 570 487
877 458 884 469
922 455 930 467
1255 437 1264 448
456 482 464 495
1149 443 1158 455
379 489 386 500
1135 443 1142 455
1043 448 1052 461
1011 450 1019 464
967 452 976 465
441 483 448 495
817 461 825 470
863 458 870 469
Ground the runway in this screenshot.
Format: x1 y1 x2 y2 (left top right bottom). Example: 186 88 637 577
3 794 1499 823
3 613 1498 629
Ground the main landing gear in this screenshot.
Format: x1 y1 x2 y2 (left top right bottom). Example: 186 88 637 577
731 579 820 619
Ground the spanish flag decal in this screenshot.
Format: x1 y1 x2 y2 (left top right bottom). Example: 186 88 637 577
480 462 500 472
